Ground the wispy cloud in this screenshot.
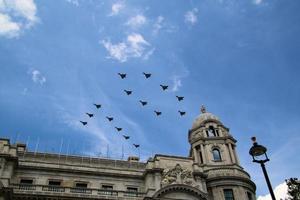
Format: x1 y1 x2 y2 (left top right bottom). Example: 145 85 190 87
171 76 182 92
101 33 152 62
21 88 28 95
53 91 150 160
257 182 288 200
152 16 164 35
109 2 124 16
184 8 198 25
253 0 263 5
65 0 79 7
0 0 39 38
143 48 155 60
170 69 190 92
125 14 147 29
29 69 46 85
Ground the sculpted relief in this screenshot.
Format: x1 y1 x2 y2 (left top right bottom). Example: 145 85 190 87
161 164 194 186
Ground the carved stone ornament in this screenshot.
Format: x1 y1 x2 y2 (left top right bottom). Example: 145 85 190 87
161 164 194 186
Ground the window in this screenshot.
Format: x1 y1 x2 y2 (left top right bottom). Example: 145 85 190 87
216 129 220 136
224 189 234 200
75 183 87 188
20 179 33 185
48 180 61 186
125 187 138 197
247 192 252 200
212 149 221 161
199 151 204 164
102 185 113 190
127 187 138 192
99 185 115 196
207 126 216 137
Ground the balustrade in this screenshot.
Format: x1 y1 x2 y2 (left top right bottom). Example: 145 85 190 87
12 184 144 198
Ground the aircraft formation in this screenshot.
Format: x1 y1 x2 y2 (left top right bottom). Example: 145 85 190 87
79 72 186 150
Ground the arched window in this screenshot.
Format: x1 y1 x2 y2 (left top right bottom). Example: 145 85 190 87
207 126 216 137
212 149 221 161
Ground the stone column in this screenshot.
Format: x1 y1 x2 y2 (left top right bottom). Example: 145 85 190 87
228 143 236 164
200 144 206 164
193 147 199 163
154 172 161 190
232 145 240 165
204 144 211 163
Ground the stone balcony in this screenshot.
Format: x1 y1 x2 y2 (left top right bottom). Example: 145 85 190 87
11 184 146 199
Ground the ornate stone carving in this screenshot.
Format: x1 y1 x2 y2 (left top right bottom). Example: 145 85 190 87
161 164 194 186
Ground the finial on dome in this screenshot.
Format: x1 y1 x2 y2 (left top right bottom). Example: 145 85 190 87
200 105 206 113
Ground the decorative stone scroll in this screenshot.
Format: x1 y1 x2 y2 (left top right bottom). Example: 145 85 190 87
161 164 194 186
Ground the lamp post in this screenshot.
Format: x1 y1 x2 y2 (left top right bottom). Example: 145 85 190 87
249 137 276 200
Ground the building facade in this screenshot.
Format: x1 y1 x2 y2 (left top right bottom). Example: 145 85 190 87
0 108 256 200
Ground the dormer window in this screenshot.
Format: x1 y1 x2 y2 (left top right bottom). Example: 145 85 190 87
212 149 222 161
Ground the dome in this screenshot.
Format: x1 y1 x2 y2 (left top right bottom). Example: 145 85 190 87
191 106 221 129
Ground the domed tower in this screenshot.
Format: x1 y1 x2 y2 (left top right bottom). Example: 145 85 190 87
189 106 256 200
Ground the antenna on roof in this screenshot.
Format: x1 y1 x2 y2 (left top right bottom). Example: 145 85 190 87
65 140 70 162
121 144 124 160
14 132 20 144
34 137 40 156
58 138 64 164
106 144 109 158
23 136 30 159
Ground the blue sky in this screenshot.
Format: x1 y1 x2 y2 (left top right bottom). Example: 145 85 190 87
0 0 299 198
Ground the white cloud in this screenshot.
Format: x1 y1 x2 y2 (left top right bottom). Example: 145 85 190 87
184 8 198 25
126 14 146 28
152 16 164 35
0 0 38 38
66 0 79 7
0 13 20 38
257 182 288 200
30 69 46 85
253 0 263 5
101 33 151 62
102 41 127 62
109 2 124 16
143 48 155 60
171 76 183 92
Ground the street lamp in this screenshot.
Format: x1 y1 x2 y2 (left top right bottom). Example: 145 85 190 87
249 137 276 200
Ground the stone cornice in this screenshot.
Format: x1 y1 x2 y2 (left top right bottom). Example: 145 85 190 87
206 176 256 192
189 119 229 133
153 154 193 160
143 168 164 176
190 136 237 145
18 163 145 179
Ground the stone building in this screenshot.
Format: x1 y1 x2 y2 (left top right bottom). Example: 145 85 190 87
0 107 256 200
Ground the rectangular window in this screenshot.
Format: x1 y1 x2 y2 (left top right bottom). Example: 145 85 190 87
247 192 252 200
76 183 88 188
20 179 33 185
102 185 113 190
224 189 234 200
48 180 61 186
127 187 138 192
125 187 138 197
